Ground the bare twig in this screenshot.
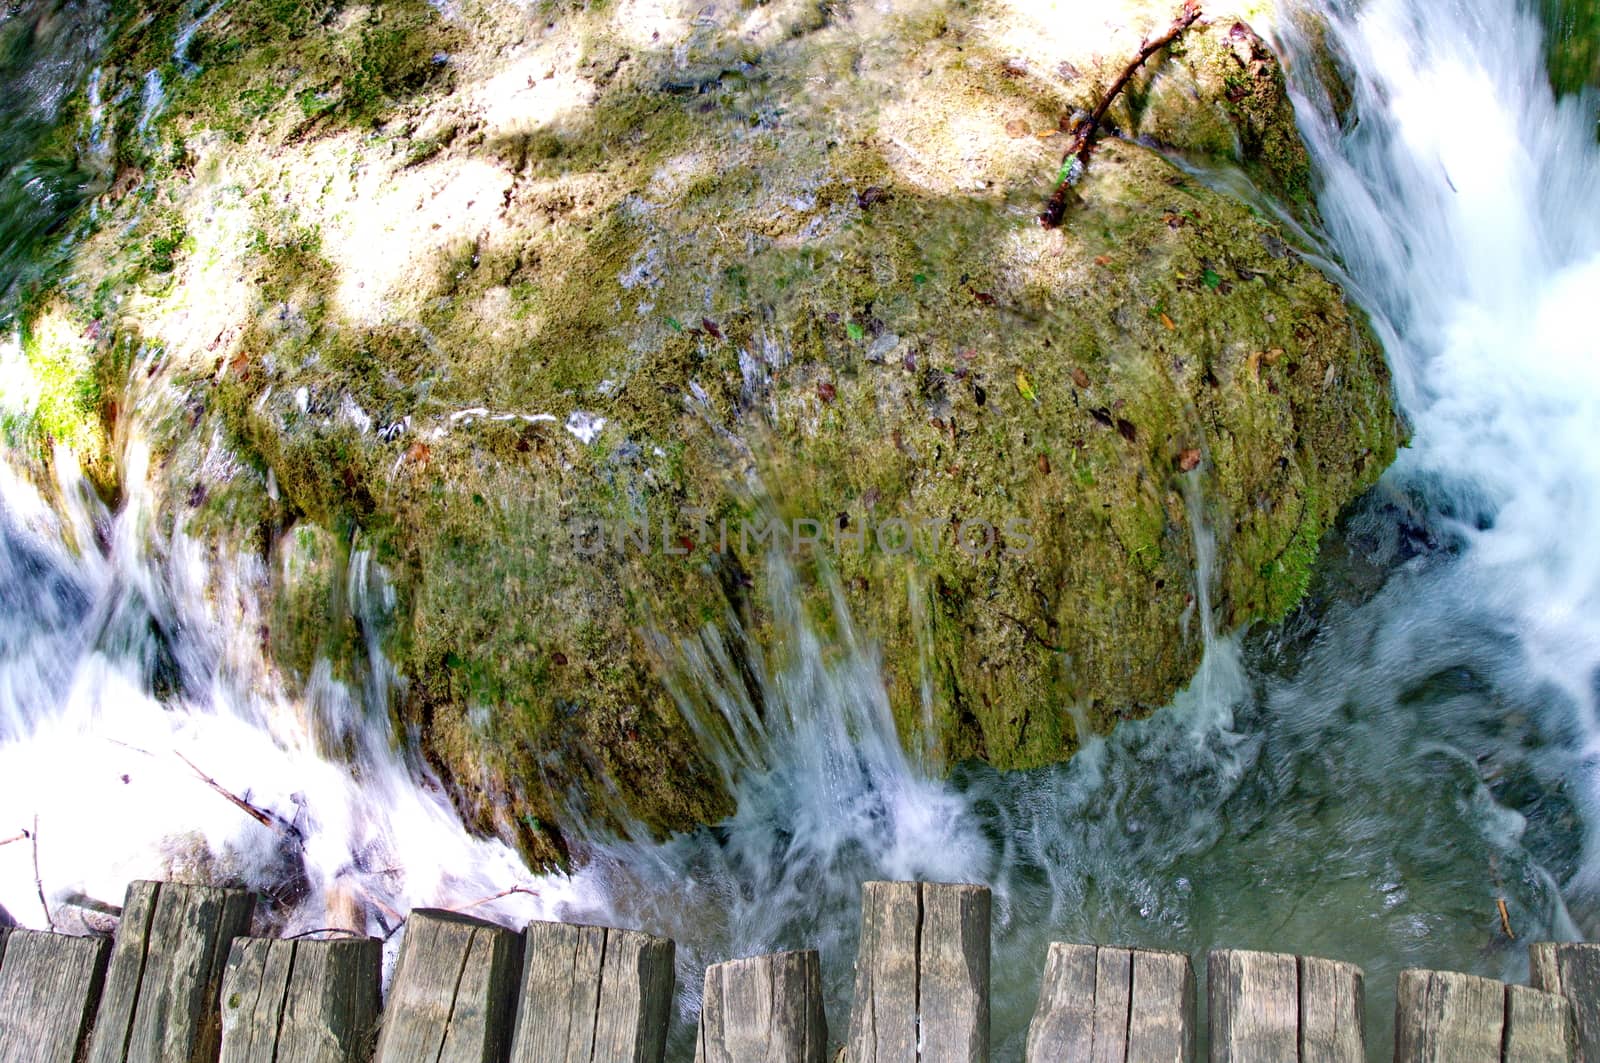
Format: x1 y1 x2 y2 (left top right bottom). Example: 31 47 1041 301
286 926 367 941
0 831 26 847
175 751 301 843
454 885 541 911
1040 0 1204 228
1497 897 1516 940
32 817 53 931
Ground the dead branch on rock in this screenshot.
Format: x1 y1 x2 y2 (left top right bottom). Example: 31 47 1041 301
1040 0 1204 228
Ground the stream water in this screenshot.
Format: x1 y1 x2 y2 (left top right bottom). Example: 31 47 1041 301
0 0 1597 1058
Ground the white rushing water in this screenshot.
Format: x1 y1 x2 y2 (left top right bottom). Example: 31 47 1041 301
0 431 589 945
0 0 1597 1057
1283 0 1600 889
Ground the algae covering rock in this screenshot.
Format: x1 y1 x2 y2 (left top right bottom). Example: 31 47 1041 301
19 0 1400 863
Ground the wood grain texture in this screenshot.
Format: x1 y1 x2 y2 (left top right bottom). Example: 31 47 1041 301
86 879 254 1063
219 936 381 1063
1298 956 1364 1063
509 920 674 1063
1392 969 1504 1063
0 929 110 1062
512 921 605 1062
1208 950 1299 1063
1025 945 1193 1063
1503 984 1575 1063
845 881 990 1063
1088 947 1131 1063
1128 949 1194 1063
1530 943 1600 1063
375 909 523 1063
918 883 990 1063
846 881 921 1063
695 950 826 1063
1024 943 1098 1063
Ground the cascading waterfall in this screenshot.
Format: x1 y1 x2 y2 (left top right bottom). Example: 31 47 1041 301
0 0 1596 1059
0 433 591 949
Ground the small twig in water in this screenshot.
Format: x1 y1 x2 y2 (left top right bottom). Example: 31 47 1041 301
1497 897 1516 940
455 886 541 911
1040 0 1204 228
32 817 53 931
175 751 300 843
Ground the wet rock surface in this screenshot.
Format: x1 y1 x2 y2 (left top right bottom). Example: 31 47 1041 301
12 0 1400 864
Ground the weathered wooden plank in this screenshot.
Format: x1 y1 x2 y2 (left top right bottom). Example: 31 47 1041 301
220 936 381 1063
87 879 255 1063
589 924 674 1063
1024 943 1098 1063
1208 949 1299 1063
1089 947 1131 1063
1128 948 1194 1063
1392 969 1504 1063
0 928 111 1061
1530 943 1600 1063
846 881 991 1063
919 883 990 1063
1025 945 1193 1063
1298 956 1364 1063
1503 984 1575 1063
695 949 827 1063
512 921 606 1062
218 938 290 1063
374 908 523 1063
509 920 674 1063
846 881 921 1063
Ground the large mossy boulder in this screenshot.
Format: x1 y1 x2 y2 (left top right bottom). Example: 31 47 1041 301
21 0 1399 863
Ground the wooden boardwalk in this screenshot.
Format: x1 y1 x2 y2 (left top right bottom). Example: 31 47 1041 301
0 878 1595 1062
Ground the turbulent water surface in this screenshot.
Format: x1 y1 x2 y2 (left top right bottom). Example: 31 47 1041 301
2 0 1599 1058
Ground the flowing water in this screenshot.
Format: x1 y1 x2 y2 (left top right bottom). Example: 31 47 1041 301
1 0 1598 1058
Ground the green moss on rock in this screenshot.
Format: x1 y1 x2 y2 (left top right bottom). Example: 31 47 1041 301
49 0 1401 866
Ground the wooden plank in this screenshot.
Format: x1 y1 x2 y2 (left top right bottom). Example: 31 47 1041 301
846 881 921 1063
374 908 523 1063
220 936 381 1063
1392 969 1504 1063
918 882 990 1063
510 920 675 1063
588 925 674 1063
1298 956 1364 1063
0 929 110 1061
845 881 992 1063
1503 984 1575 1063
218 938 289 1063
1128 948 1194 1063
1208 949 1299 1063
511 922 606 1062
87 879 255 1063
695 949 827 1063
1089 947 1131 1063
1530 943 1600 1063
1024 943 1098 1062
